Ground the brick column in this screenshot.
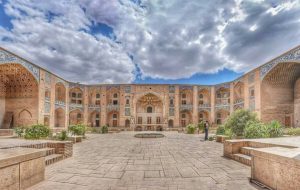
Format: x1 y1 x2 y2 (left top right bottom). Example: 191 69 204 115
83 86 89 125
65 84 69 129
38 70 45 125
49 76 56 128
244 75 249 109
210 86 215 125
101 86 107 126
230 83 234 113
255 70 261 119
192 86 198 124
174 86 180 127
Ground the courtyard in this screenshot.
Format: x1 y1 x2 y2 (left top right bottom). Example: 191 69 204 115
28 132 259 190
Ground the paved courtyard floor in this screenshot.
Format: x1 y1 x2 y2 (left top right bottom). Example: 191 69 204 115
29 132 260 190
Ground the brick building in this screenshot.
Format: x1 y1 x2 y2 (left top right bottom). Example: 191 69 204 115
1 45 300 131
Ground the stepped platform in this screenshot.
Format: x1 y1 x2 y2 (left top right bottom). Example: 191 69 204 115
224 136 300 189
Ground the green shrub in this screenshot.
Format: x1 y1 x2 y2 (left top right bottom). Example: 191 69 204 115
14 126 26 137
24 124 50 139
101 125 109 134
224 109 258 136
285 127 300 136
186 124 196 134
216 125 225 135
91 127 102 134
57 130 68 141
197 121 205 133
224 128 234 139
68 124 86 136
208 136 215 141
244 121 268 139
266 120 283 138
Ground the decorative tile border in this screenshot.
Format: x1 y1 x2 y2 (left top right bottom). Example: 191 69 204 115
0 49 40 81
260 46 300 79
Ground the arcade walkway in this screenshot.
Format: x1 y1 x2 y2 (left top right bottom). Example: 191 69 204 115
29 132 259 190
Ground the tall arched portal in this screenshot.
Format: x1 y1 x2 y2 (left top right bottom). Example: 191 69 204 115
136 93 163 131
261 62 300 127
0 64 38 128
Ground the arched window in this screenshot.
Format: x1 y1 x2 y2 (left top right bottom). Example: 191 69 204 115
113 114 117 119
125 119 130 127
77 113 82 119
182 113 186 118
147 106 153 113
113 93 118 98
96 93 100 99
199 94 203 99
168 119 174 128
182 93 186 98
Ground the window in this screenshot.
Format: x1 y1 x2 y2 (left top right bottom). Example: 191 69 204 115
71 99 76 104
168 120 174 127
125 119 130 127
77 113 82 119
156 117 161 124
250 89 255 97
181 100 186 105
199 94 203 99
217 113 221 118
96 114 100 119
77 93 82 98
182 113 186 118
113 114 117 119
147 117 152 124
113 100 118 105
138 117 142 124
126 99 130 105
113 93 118 98
217 93 221 98
147 106 153 113
95 100 100 105
72 92 76 97
77 100 82 104
199 100 203 105
182 93 186 98
45 91 50 98
96 93 100 99
181 120 186 127
170 99 174 106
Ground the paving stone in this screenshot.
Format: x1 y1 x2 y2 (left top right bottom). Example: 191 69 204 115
27 132 258 190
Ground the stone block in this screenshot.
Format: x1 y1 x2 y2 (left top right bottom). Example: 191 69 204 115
0 164 19 190
20 157 45 190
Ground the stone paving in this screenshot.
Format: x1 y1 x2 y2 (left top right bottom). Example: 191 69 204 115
29 132 260 190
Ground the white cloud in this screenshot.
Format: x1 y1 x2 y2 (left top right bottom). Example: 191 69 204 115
1 0 300 83
0 0 135 84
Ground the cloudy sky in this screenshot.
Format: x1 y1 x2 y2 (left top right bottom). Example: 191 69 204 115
0 0 300 84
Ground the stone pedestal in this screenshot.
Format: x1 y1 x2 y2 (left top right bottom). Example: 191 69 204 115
251 147 300 190
0 148 46 190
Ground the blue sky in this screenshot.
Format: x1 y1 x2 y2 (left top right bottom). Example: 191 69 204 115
0 0 300 84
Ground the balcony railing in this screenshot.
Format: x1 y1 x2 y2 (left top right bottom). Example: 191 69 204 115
88 104 101 111
69 103 83 109
180 104 193 111
45 97 50 102
234 98 244 105
55 100 65 106
88 104 101 108
198 103 211 108
107 104 119 112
